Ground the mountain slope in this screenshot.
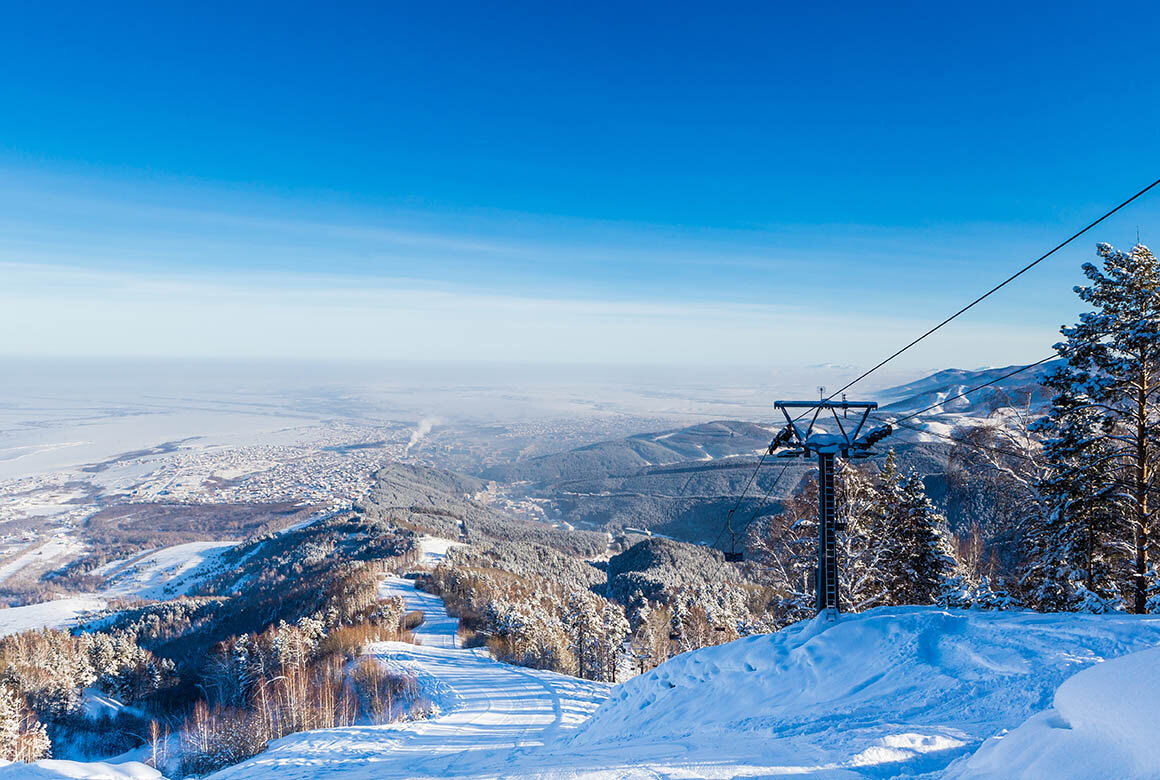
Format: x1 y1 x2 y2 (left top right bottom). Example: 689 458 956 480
212 606 1160 780
8 603 1160 779
569 607 1160 777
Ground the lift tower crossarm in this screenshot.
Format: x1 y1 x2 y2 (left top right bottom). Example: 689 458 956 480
770 399 891 621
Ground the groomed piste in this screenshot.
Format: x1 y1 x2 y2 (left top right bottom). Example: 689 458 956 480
5 599 1160 779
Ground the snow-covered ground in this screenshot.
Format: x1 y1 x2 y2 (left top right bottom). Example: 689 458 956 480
0 597 107 638
6 570 1160 778
0 541 236 639
210 605 1160 780
98 541 237 599
950 643 1160 780
207 572 608 780
0 760 161 779
413 535 461 567
565 608 1160 778
0 536 83 585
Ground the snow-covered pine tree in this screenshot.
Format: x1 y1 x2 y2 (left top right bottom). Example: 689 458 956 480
877 451 956 605
564 591 602 680
836 460 892 610
1025 365 1124 611
1031 242 1160 612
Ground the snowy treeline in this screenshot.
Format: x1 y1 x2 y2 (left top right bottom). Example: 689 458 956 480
750 451 1009 624
0 511 423 769
935 243 1160 615
422 562 628 682
0 627 175 760
606 538 781 669
179 605 421 776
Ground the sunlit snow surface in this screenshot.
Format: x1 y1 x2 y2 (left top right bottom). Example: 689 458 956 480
5 600 1160 779
98 541 237 599
0 597 107 638
206 606 1160 779
0 537 84 585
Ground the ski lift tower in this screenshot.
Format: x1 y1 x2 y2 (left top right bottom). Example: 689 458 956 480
770 400 892 620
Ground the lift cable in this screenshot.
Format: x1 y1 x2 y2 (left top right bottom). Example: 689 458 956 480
705 176 1160 576
706 459 794 583
886 355 1058 427
821 176 1160 404
708 449 772 551
891 418 1160 499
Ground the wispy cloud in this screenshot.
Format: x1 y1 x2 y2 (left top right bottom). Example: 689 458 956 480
1 261 1054 367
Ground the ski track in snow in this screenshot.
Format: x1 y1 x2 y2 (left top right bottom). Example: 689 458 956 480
208 546 611 780
7 533 1160 779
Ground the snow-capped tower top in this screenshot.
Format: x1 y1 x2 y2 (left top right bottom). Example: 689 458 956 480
770 399 892 620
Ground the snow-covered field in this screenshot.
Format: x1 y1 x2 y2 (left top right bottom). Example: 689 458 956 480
98 541 237 599
198 603 1160 780
0 536 84 585
0 540 239 639
0 597 107 638
950 643 1160 780
567 608 1160 778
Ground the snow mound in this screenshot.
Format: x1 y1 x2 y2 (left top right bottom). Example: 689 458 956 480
951 643 1160 780
0 760 160 779
570 607 1160 776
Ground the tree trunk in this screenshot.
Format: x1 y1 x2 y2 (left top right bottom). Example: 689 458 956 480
1135 373 1149 613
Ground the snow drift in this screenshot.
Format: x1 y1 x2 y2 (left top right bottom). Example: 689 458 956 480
0 760 160 779
950 643 1160 780
4 607 1160 779
568 607 1160 777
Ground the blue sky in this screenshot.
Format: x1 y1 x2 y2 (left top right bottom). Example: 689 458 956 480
3 2 1160 372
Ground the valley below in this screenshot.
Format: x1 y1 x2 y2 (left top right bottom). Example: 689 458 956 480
0 359 1149 780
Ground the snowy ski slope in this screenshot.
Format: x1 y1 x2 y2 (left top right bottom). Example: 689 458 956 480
208 569 609 780
6 537 1160 778
98 541 237 600
0 597 107 638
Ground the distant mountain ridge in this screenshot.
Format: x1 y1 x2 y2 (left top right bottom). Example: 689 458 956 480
475 361 1059 542
481 420 775 484
877 360 1060 422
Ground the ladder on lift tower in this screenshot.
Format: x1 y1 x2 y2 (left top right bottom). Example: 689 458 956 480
819 452 839 621
769 399 892 622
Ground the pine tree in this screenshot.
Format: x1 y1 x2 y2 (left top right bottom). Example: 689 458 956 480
877 452 956 605
1032 242 1160 612
837 460 893 610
